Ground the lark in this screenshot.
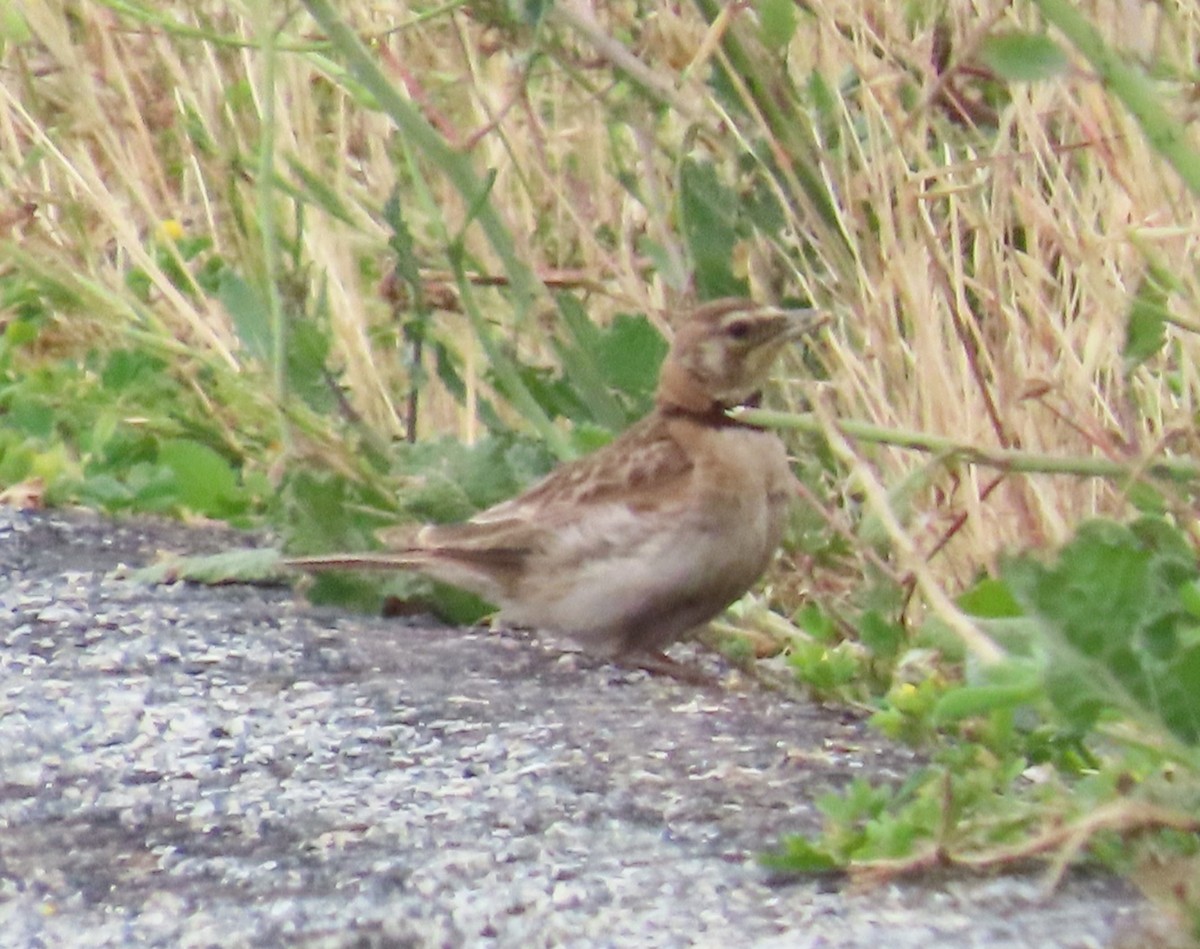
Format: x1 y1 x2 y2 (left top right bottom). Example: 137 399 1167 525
289 299 825 679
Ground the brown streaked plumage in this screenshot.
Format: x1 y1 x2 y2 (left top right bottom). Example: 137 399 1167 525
288 299 826 680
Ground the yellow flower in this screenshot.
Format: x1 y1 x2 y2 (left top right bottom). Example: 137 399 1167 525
156 218 185 242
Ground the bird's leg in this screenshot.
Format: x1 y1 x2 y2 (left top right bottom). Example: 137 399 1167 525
619 649 720 688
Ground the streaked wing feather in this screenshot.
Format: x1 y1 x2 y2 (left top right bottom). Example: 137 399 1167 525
470 416 692 528
377 416 692 567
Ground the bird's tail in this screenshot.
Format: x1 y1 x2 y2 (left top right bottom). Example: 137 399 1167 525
284 552 426 571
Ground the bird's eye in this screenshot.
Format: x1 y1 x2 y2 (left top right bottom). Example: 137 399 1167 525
725 319 752 340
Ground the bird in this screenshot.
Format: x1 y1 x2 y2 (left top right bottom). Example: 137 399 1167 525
288 298 826 681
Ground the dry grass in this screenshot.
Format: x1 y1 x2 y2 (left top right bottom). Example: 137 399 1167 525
5 0 1200 603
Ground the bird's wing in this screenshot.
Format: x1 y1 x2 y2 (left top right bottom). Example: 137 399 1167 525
414 415 694 553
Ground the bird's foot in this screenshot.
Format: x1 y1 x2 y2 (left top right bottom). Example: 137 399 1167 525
619 648 720 687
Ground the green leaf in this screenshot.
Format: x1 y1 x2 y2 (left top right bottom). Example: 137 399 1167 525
1123 276 1170 369
933 665 1042 724
757 0 797 49
286 156 357 225
0 0 32 44
219 269 274 363
282 469 389 556
8 398 53 437
678 159 748 300
100 349 168 391
158 438 244 517
794 602 837 642
391 435 553 523
422 580 494 625
743 173 788 238
759 836 843 874
958 577 1022 618
979 32 1069 82
133 547 285 585
592 313 668 405
1179 579 1200 619
788 640 862 694
553 293 629 432
817 777 892 824
1004 518 1200 746
4 316 39 347
1125 480 1166 516
306 571 388 615
286 317 334 411
858 609 903 660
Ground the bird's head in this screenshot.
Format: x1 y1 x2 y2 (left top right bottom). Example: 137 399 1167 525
656 298 826 414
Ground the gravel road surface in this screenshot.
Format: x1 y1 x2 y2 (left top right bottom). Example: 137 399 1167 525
0 509 1156 947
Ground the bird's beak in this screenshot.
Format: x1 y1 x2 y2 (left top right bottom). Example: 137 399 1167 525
770 307 830 342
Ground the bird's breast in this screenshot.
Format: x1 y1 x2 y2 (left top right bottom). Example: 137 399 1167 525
668 421 794 586
687 424 793 521
497 418 796 654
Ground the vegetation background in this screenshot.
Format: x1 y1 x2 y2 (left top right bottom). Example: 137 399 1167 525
1 0 1197 938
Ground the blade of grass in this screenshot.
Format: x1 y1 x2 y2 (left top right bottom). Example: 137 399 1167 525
298 0 539 310
1032 0 1200 197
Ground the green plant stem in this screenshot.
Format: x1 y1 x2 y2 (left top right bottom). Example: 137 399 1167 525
253 4 287 413
742 408 1200 483
448 257 575 460
811 400 1005 665
686 0 853 267
299 0 538 311
1031 0 1200 198
97 0 323 50
547 1 698 118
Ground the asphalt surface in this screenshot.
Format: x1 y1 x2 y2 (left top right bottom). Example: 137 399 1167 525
0 508 1158 947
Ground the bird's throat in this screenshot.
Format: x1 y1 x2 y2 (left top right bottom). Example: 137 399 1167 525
654 358 726 415
655 360 763 429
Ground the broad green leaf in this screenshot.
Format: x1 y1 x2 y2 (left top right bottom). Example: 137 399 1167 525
678 158 748 300
933 676 1041 724
8 398 53 437
133 547 285 585
759 836 843 874
1123 276 1170 369
958 577 1023 618
553 293 629 431
100 349 168 391
75 472 135 508
979 32 1069 82
1004 519 1200 746
858 609 903 660
0 439 33 483
125 462 181 511
158 438 243 517
307 571 388 615
4 317 39 346
794 602 837 642
219 269 274 363
422 580 494 625
1179 579 1200 619
286 317 334 411
757 0 797 49
592 313 668 405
